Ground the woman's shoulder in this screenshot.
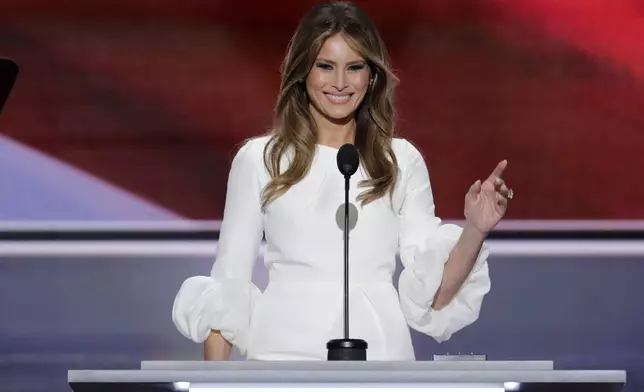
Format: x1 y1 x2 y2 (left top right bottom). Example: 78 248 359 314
226 135 274 181
391 137 425 166
237 134 272 156
232 134 273 166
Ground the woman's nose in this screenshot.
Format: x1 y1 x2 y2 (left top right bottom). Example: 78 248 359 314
332 70 348 90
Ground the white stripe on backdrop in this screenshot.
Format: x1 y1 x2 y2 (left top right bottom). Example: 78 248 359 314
2 240 644 257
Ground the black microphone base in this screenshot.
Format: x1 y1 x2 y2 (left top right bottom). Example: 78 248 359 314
326 338 368 361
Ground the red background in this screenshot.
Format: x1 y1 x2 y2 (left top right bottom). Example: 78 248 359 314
1 0 643 220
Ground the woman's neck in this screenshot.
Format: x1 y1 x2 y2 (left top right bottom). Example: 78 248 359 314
311 108 356 149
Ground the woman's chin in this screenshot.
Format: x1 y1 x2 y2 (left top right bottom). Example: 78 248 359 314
310 102 358 125
322 108 356 123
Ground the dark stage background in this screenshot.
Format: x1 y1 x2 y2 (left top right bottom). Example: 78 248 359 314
1 0 643 220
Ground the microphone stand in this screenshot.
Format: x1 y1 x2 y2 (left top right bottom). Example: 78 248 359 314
343 174 350 340
326 168 368 360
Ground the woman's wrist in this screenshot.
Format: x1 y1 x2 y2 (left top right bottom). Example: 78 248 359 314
463 220 488 242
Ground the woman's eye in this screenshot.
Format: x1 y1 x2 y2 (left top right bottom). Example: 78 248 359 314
348 64 366 71
316 63 333 70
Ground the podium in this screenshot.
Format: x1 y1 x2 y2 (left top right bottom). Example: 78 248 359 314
68 360 626 391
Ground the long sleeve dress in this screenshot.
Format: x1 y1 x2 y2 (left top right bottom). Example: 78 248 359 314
172 135 491 360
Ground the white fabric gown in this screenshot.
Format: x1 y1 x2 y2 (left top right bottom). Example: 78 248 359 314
172 136 491 360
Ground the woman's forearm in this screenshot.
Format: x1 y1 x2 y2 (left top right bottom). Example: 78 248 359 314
432 223 486 310
204 330 232 361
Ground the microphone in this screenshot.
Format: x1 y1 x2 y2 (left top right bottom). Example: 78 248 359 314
326 143 368 361
336 143 359 176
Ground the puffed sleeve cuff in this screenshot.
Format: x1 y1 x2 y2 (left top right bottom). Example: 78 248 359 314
171 276 262 355
398 223 491 342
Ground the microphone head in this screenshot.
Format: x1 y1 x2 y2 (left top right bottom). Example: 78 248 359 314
337 143 360 177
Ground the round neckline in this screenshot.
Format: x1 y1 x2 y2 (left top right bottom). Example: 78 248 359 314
316 143 341 152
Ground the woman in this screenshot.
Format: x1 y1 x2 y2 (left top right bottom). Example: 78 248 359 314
172 1 512 361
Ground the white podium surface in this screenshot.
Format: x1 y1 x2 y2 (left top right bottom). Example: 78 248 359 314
140 359 554 371
69 369 625 383
68 361 627 392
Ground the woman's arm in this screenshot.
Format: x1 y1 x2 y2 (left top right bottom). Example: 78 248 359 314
431 223 485 310
171 138 265 358
433 162 509 309
204 330 232 360
396 139 495 342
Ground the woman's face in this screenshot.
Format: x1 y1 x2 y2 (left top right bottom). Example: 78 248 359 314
306 33 371 123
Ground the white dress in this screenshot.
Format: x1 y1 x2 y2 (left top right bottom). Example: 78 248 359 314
172 136 491 360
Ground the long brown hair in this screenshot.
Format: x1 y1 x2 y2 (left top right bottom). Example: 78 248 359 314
261 1 400 209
